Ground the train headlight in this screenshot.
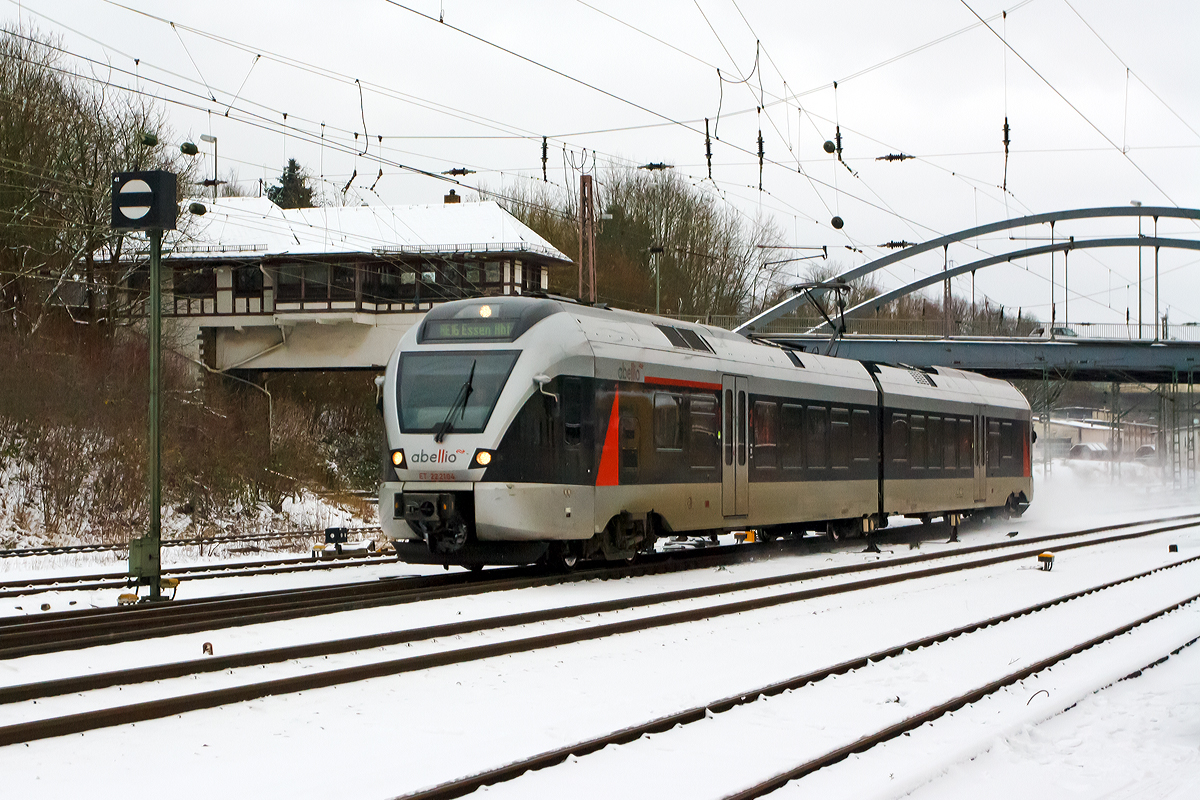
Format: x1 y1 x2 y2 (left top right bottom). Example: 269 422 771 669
391 449 406 467
479 305 493 318
473 449 493 467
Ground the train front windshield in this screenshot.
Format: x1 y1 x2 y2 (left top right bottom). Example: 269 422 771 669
397 351 519 434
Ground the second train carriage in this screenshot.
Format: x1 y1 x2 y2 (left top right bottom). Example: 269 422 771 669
379 296 1032 568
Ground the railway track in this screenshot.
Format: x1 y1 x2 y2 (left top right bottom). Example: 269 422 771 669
0 527 382 559
0 549 396 599
397 558 1200 800
0 514 1195 751
1 512 1197 663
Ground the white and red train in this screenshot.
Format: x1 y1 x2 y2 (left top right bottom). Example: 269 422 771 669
379 296 1032 568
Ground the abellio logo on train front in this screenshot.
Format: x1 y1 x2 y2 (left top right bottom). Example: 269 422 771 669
410 448 466 464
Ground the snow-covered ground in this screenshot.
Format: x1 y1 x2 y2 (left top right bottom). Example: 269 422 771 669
1 465 1198 799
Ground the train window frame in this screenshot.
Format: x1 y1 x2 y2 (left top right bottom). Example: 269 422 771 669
958 418 973 470
781 403 804 470
1000 420 1016 461
562 377 583 447
831 407 850 470
890 413 909 463
752 400 779 469
910 414 927 470
689 394 719 469
737 391 747 467
943 416 957 470
987 420 1001 469
851 409 873 462
927 416 942 471
654 392 684 451
806 405 829 470
724 390 734 466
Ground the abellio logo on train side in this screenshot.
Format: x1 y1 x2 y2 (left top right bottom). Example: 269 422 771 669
410 448 466 464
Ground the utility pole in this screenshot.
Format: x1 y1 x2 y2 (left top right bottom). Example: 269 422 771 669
1132 200 1142 336
650 246 665 314
578 174 597 302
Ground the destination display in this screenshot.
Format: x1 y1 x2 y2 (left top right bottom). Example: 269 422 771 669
426 319 517 340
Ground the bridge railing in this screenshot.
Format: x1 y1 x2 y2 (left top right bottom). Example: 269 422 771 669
661 313 1200 341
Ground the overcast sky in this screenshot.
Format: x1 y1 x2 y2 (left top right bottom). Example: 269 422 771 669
7 0 1200 325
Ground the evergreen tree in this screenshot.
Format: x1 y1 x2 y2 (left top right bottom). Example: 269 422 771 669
267 158 316 208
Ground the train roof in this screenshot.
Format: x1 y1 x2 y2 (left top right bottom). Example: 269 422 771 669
419 296 1029 411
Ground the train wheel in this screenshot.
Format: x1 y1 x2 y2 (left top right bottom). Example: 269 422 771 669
548 542 579 572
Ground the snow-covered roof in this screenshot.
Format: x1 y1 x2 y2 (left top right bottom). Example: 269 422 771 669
167 197 571 263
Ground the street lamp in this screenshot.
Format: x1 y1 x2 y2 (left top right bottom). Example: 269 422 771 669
200 134 219 203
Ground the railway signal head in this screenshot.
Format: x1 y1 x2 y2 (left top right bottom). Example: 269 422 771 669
111 171 177 231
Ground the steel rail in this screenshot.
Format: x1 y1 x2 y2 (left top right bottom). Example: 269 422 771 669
0 527 382 559
0 550 396 599
0 526 1195 748
723 594 1200 800
1 513 1197 661
394 554 1200 800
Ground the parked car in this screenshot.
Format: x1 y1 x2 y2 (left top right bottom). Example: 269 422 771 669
1068 442 1108 460
1028 326 1079 339
1133 444 1157 464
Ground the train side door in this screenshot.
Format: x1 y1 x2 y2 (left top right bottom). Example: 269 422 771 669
973 406 987 502
722 375 749 517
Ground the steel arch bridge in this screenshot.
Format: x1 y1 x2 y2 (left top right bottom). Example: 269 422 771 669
737 206 1200 337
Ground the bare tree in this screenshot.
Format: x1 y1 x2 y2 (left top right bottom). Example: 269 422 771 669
0 25 196 336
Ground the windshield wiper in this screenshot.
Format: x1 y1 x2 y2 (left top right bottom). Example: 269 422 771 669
434 360 476 443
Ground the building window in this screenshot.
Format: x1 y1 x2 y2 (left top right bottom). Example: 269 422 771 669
330 263 356 300
275 263 302 300
173 265 215 298
232 264 262 297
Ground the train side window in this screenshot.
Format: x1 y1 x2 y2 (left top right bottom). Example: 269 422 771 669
781 403 804 469
910 414 927 469
1000 421 1015 461
831 408 850 469
890 413 909 462
753 400 778 469
851 409 873 462
724 389 734 466
807 406 829 469
562 377 582 447
689 395 719 469
943 416 957 469
988 420 1002 469
927 416 942 470
654 393 684 451
737 391 747 467
959 418 973 469
620 415 639 472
